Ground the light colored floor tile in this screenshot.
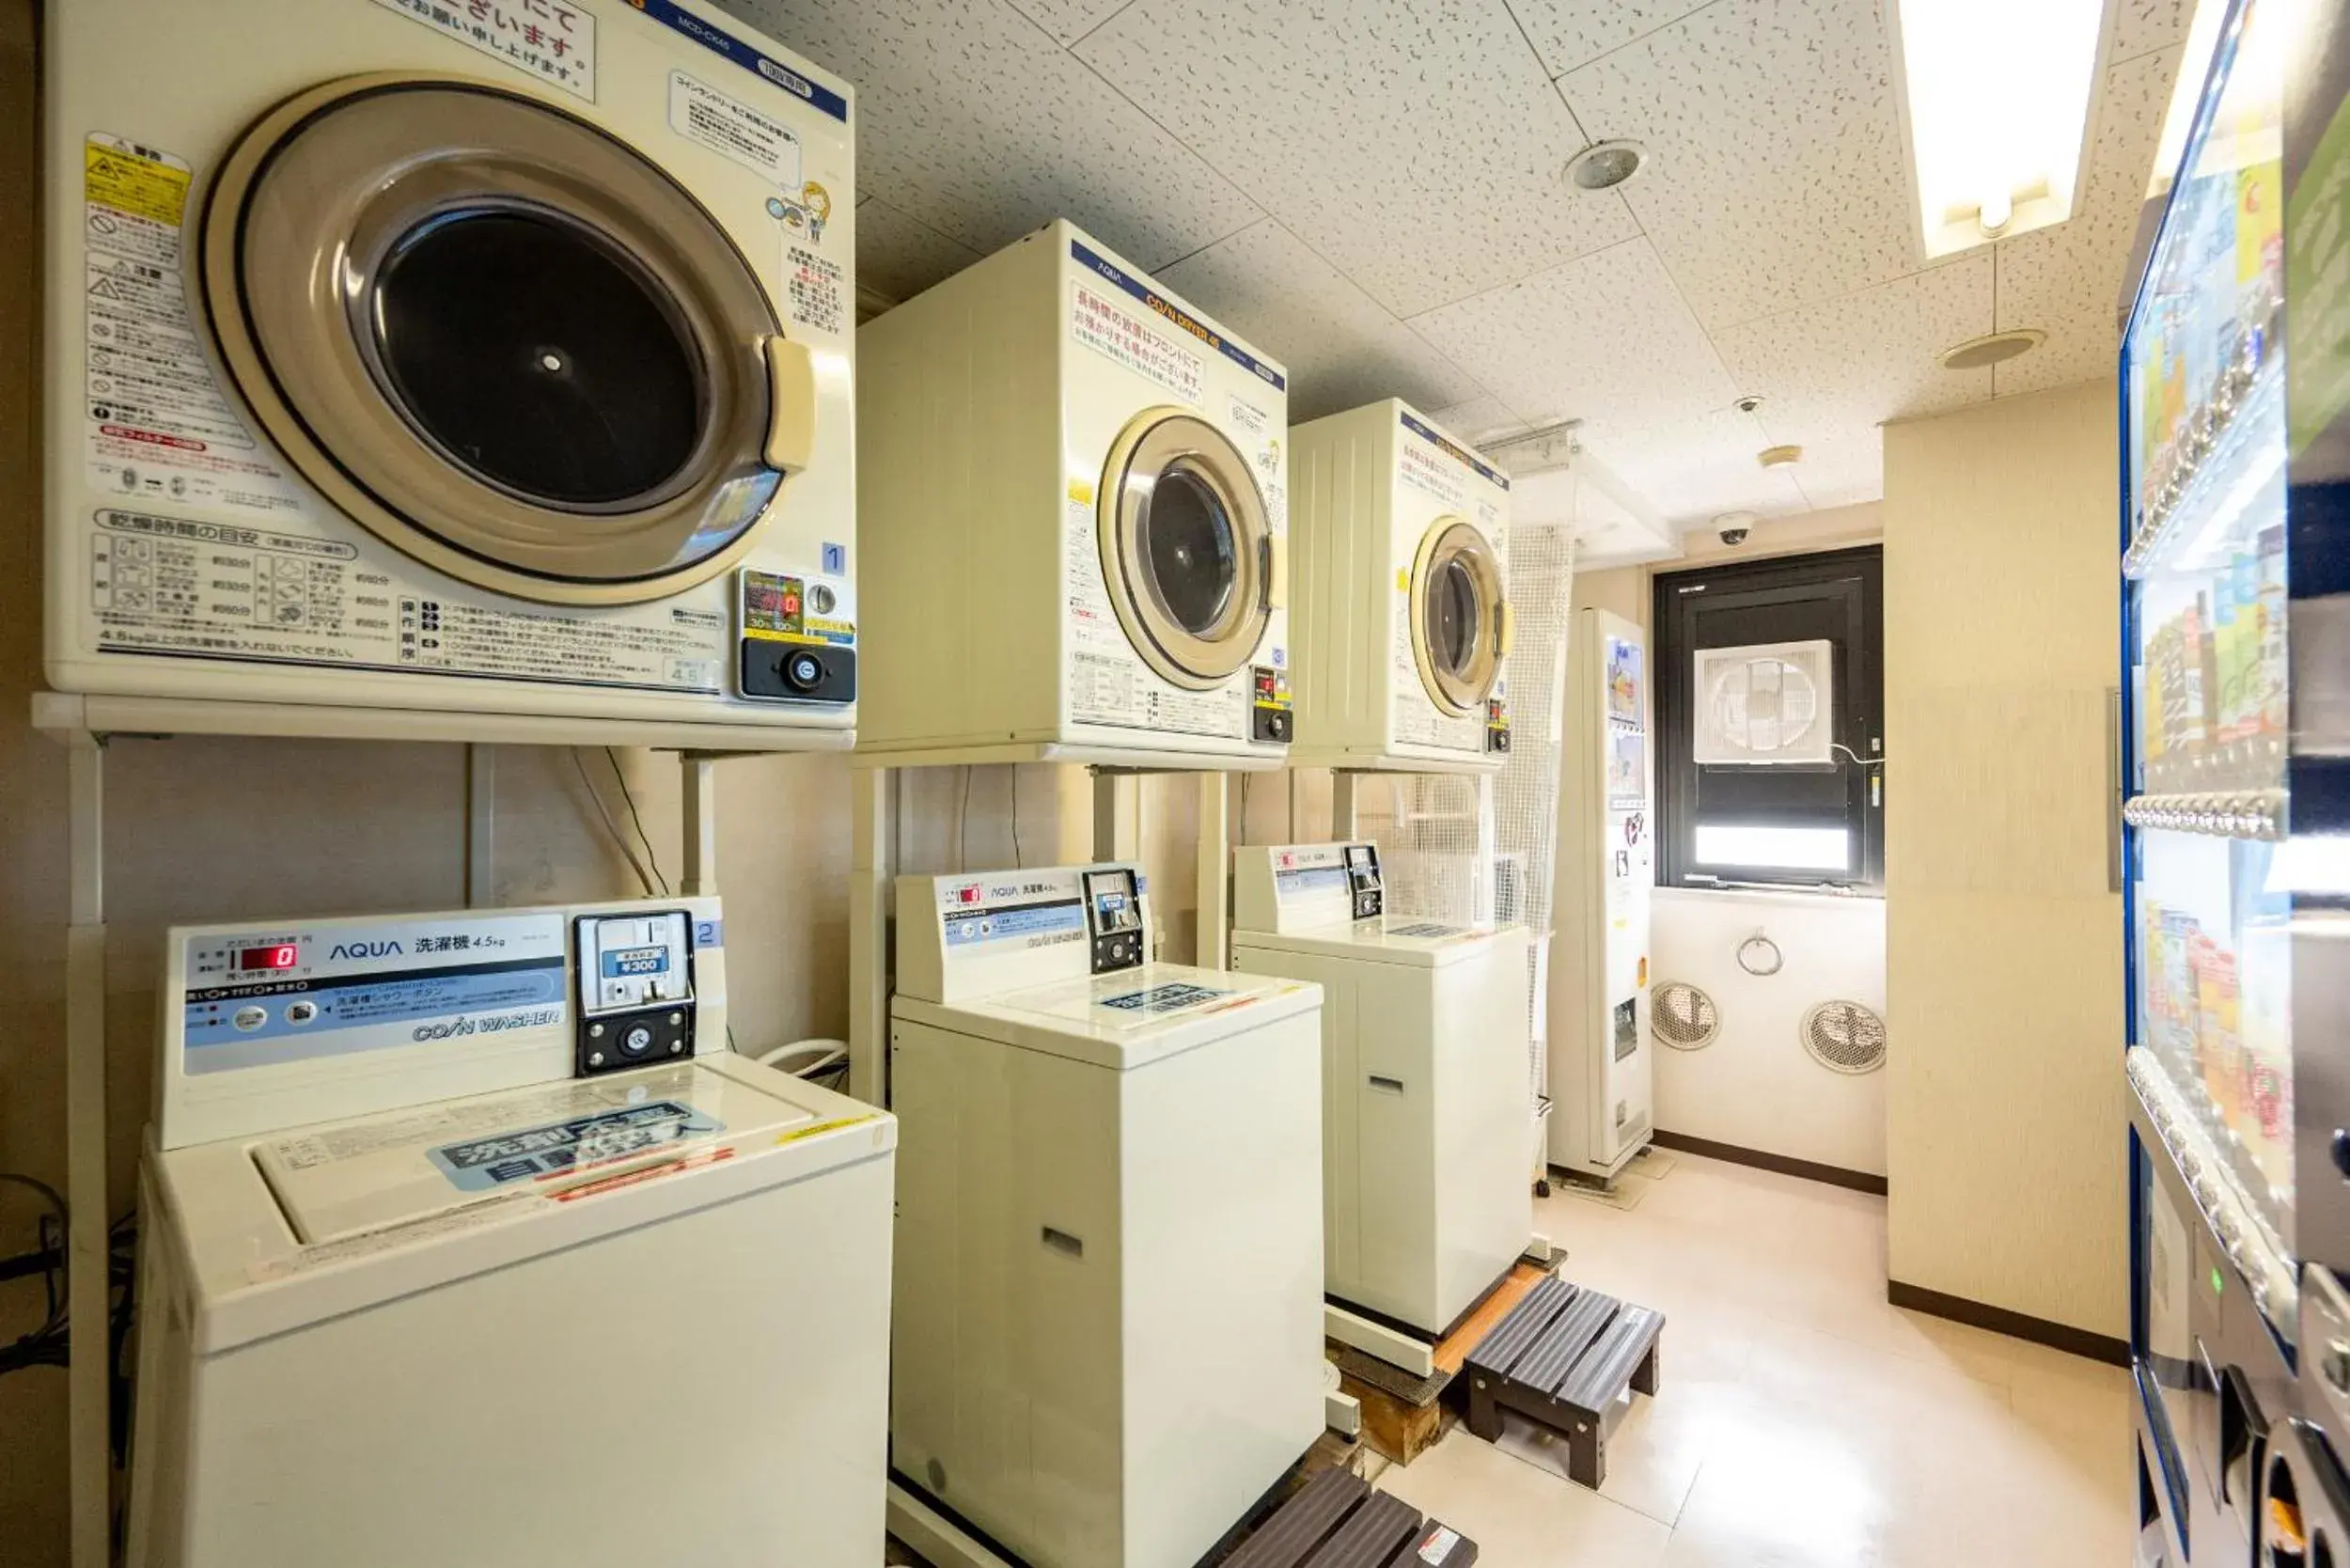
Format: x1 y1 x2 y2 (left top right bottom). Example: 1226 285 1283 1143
1387 1152 2132 1565
1378 1428 1674 1567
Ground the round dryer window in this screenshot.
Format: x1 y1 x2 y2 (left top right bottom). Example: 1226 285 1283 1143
1098 408 1274 690
198 74 819 605
1409 519 1509 716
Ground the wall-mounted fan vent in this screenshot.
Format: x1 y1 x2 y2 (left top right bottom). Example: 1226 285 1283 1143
1652 980 1719 1050
1694 639 1834 764
1801 999 1886 1074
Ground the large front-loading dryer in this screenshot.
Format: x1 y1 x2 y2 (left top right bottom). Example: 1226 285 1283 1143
857 220 1294 767
45 0 860 738
1288 400 1513 772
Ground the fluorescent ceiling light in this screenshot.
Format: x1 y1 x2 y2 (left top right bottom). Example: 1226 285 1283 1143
2149 0 2231 196
1889 0 2110 259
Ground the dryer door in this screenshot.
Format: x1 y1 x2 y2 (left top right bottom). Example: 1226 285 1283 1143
1410 519 1509 717
1098 408 1275 691
198 75 811 606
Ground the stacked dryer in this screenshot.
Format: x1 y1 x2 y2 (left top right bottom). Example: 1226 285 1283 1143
46 0 860 738
1284 399 1514 772
857 219 1294 766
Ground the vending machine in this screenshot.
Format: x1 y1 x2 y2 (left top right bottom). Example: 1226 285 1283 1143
1547 608 1653 1183
2119 0 2350 1560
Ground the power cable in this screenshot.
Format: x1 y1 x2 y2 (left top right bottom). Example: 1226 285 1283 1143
604 746 671 895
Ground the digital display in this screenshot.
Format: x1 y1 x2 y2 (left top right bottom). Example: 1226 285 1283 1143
600 946 671 979
238 944 300 972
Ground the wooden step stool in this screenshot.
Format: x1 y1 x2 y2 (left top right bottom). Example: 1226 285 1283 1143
1462 1277 1663 1489
1220 1466 1476 1568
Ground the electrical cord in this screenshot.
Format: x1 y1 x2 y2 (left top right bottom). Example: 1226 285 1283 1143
604 747 670 896
1010 766 1023 867
1830 742 1888 768
572 748 657 896
957 764 972 871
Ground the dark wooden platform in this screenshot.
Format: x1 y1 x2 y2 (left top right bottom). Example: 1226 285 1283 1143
1462 1276 1663 1489
1220 1466 1477 1568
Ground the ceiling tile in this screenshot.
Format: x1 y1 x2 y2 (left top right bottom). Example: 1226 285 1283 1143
1582 406 1812 529
1004 0 1133 46
1409 236 1738 438
1785 428 1888 511
855 196 985 307
718 0 1261 269
2114 0 2193 61
1713 254 1996 482
1993 46 2180 397
1153 220 1487 422
1426 396 1530 446
1505 0 1713 78
1560 0 1915 331
1073 0 1641 317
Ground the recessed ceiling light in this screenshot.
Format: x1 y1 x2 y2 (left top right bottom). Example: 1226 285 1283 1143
1566 141 1647 193
1938 328 2046 370
1757 445 1802 468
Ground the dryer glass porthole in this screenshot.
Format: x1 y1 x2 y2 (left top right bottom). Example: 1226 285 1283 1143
199 75 805 606
1101 409 1273 690
1411 519 1506 715
366 206 706 510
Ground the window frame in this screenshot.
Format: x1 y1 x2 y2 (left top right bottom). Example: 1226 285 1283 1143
1652 544 1885 894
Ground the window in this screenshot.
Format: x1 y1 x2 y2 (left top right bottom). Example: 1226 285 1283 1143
1653 546 1883 891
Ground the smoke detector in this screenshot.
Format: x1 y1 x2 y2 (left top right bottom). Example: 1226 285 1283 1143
1566 140 1647 193
1757 445 1802 468
1939 329 2045 370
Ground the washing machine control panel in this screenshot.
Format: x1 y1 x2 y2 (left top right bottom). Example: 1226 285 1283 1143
575 911 697 1077
1085 870 1147 974
1343 844 1385 920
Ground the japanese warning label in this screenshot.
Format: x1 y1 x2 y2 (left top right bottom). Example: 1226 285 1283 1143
86 508 728 695
1073 283 1203 405
787 244 844 335
371 0 597 101
81 134 310 522
669 70 801 187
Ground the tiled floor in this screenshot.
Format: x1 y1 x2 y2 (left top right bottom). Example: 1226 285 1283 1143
1374 1152 2132 1566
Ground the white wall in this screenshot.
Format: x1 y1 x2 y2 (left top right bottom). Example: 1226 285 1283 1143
1561 512 1889 1177
1650 887 1888 1175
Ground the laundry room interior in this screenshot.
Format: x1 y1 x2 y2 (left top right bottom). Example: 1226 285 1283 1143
0 0 2340 1564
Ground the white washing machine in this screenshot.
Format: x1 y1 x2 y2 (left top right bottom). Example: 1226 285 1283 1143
125 896 897 1568
889 863 1325 1568
45 0 861 737
1549 609 1654 1180
1286 399 1513 773
1232 842 1530 1339
857 219 1294 768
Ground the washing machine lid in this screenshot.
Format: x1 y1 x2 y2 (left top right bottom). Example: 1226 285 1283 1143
1408 518 1510 717
198 74 816 606
152 1056 893 1352
1098 408 1277 690
894 964 1319 1070
1233 920 1520 967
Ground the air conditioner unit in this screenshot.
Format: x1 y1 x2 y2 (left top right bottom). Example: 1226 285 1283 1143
1693 639 1834 764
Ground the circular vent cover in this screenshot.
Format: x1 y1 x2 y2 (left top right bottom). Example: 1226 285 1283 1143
1801 1000 1887 1074
1652 981 1719 1050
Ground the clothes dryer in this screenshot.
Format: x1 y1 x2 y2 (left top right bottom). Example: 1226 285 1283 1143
889 864 1324 1568
46 0 859 737
125 897 896 1568
1287 400 1513 772
858 220 1294 767
1232 842 1531 1338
